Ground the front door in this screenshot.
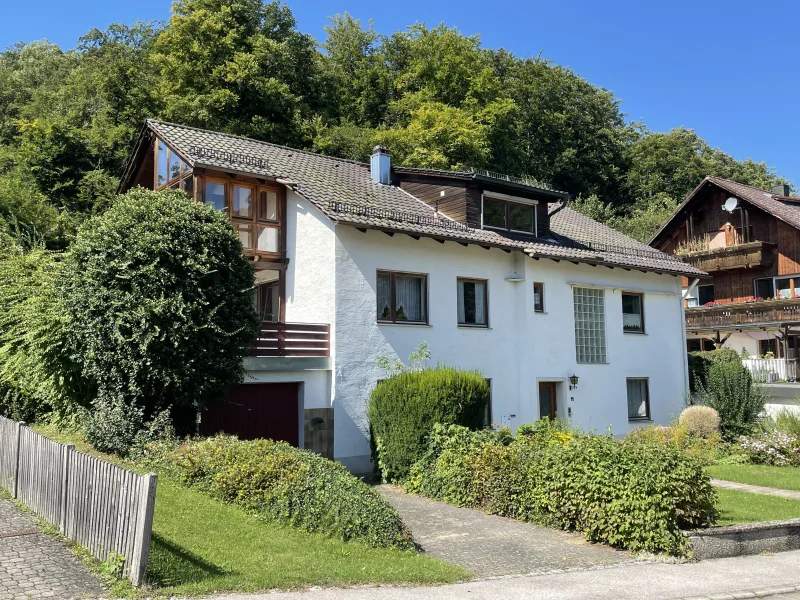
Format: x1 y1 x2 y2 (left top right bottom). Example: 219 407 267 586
538 381 557 420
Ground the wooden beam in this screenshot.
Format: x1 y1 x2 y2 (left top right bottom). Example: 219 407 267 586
383 231 395 237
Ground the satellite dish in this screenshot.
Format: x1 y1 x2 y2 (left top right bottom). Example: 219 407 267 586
723 197 739 212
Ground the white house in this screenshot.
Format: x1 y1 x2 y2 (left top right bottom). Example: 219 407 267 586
119 120 706 474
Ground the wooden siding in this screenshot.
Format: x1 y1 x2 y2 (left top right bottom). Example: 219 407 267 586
399 179 469 222
0 417 156 586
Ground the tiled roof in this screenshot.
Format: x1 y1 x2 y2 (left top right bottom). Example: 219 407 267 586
145 120 704 278
650 176 800 245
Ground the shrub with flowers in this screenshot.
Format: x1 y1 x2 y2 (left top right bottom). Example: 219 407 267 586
739 431 800 466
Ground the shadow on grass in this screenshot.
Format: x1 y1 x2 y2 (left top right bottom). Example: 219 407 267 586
147 533 230 587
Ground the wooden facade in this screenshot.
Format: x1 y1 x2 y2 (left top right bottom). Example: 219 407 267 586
654 185 800 305
395 172 551 237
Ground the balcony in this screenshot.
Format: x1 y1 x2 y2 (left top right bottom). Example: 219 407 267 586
248 322 330 357
678 241 775 273
685 297 800 331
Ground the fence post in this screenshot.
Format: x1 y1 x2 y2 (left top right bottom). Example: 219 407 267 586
60 444 74 534
129 473 157 586
12 421 25 500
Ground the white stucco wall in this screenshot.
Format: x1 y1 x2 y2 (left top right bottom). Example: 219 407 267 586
334 227 689 469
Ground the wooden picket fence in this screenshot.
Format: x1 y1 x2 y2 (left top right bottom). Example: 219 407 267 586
0 416 157 586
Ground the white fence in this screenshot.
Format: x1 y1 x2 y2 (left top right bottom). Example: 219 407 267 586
0 417 156 586
742 358 798 383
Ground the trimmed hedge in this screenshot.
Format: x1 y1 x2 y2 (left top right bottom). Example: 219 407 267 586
368 366 489 482
406 420 718 556
688 348 740 393
167 436 413 550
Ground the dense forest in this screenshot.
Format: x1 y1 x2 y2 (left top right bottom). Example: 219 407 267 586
0 0 792 248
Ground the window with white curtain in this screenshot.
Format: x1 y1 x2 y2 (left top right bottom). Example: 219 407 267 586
622 292 644 333
376 271 427 324
573 287 606 363
457 278 488 326
627 378 650 420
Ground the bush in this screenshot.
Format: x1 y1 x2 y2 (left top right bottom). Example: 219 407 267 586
168 436 413 550
680 406 720 439
60 188 260 432
739 431 800 466
775 408 800 437
695 360 766 441
83 396 175 457
627 422 720 465
408 422 718 556
368 366 489 482
688 348 740 393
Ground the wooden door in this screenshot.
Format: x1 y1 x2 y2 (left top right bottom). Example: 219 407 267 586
200 383 299 445
538 382 557 420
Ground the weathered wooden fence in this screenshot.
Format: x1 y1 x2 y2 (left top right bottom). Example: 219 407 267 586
0 416 157 586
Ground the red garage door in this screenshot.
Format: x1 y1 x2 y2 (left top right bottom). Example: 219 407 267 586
200 383 299 446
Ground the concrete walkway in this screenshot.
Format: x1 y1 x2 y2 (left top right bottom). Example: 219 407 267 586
377 485 634 577
0 498 104 600
201 551 800 600
712 478 800 501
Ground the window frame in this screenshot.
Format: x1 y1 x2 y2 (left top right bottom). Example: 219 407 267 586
697 284 715 306
626 377 651 422
457 277 489 328
154 137 193 193
376 270 429 325
481 193 539 236
754 277 775 299
197 176 283 259
573 286 607 364
621 292 645 334
533 282 545 313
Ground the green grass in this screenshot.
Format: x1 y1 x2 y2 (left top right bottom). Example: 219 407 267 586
715 488 800 526
29 425 467 596
706 463 800 492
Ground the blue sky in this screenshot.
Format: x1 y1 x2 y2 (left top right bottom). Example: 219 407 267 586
3 0 799 185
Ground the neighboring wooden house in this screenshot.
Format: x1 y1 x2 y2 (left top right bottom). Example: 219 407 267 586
650 176 800 381
119 119 702 474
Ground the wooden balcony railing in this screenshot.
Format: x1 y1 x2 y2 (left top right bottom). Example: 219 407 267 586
678 241 775 273
685 297 800 330
249 322 330 357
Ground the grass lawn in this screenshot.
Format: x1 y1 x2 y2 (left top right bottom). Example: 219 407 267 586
706 464 800 492
30 426 468 597
715 488 800 526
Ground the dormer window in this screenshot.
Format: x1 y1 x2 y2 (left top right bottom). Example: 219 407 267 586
482 193 538 235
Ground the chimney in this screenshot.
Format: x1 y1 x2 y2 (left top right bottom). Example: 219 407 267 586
772 183 791 197
370 145 391 185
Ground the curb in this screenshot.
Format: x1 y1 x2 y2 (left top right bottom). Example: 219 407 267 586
677 583 800 600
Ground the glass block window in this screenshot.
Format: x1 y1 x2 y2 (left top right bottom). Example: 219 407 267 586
627 378 650 420
573 287 606 363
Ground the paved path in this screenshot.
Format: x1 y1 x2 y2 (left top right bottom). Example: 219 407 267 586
712 478 800 501
201 551 800 600
377 485 634 577
0 498 104 600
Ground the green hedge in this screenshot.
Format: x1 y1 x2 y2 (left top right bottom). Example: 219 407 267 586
406 421 718 556
368 366 489 482
688 348 740 392
167 436 413 550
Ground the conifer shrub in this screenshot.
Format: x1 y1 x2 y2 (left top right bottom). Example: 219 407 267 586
696 360 767 441
368 366 489 482
407 421 718 556
168 436 413 550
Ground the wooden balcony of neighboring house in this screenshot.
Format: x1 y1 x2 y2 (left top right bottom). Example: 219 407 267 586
677 240 776 273
685 297 800 331
245 321 331 371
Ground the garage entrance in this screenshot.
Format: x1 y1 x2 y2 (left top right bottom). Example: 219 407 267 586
200 382 299 445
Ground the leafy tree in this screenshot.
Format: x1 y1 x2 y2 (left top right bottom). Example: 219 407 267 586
152 0 329 146
60 188 260 426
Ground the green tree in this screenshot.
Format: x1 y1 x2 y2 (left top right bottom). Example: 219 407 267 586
60 188 260 425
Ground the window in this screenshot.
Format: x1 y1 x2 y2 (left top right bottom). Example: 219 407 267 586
377 271 427 324
482 195 537 235
754 277 775 299
457 278 488 326
157 140 168 187
776 276 800 299
533 282 544 312
697 284 714 306
627 378 650 421
573 287 606 363
759 339 779 357
205 181 226 212
232 185 253 219
155 137 192 190
622 293 644 333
